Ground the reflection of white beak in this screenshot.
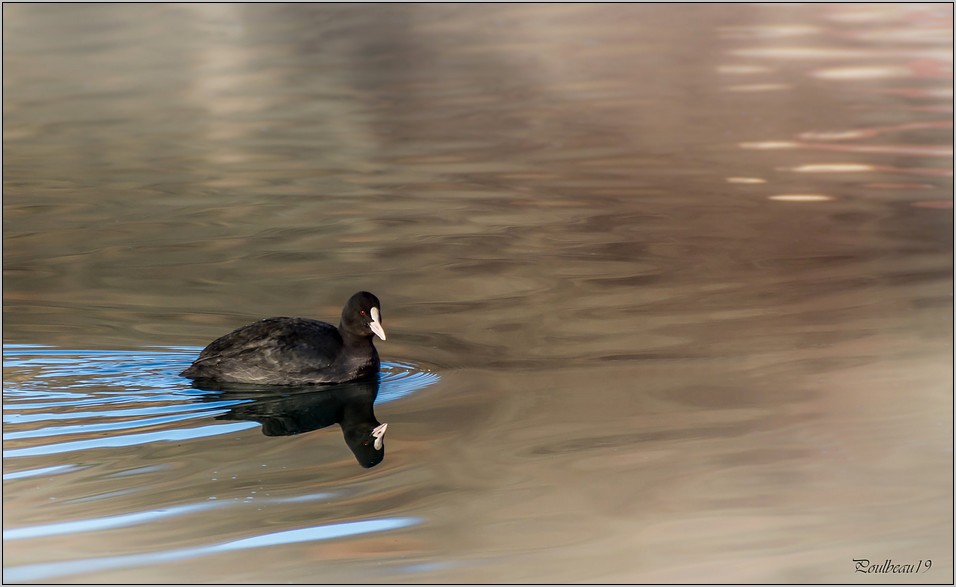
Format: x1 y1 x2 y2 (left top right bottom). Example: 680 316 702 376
372 423 388 450
369 307 386 341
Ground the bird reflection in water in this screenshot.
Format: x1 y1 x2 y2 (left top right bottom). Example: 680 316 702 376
192 378 387 468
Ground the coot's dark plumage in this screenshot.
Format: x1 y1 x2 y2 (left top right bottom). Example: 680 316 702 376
181 291 387 385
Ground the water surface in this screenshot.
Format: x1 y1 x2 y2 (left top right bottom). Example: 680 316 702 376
3 3 952 583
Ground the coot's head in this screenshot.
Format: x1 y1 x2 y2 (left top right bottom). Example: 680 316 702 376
344 422 387 468
340 291 386 341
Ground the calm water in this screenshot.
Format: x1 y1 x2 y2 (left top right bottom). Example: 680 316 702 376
3 3 953 583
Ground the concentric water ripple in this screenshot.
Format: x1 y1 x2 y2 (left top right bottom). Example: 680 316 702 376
2 344 439 463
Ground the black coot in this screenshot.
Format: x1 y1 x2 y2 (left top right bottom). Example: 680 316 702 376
181 291 387 385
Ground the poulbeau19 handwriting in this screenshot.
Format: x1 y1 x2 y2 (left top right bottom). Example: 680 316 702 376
853 559 932 574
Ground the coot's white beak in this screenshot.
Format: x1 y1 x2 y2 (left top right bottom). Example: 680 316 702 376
372 422 387 450
369 307 386 341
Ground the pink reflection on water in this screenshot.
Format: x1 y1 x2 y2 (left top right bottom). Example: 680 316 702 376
907 58 953 80
739 140 952 160
768 194 834 202
911 200 953 210
790 163 951 178
864 183 936 190
788 163 875 173
723 83 790 93
804 165 953 178
796 143 952 159
785 163 945 181
798 121 952 141
879 87 953 99
724 4 951 215
907 105 953 114
716 64 774 75
811 65 912 80
726 177 767 184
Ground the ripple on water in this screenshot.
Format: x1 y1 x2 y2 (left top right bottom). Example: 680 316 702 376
3 516 423 583
2 344 439 582
2 344 439 462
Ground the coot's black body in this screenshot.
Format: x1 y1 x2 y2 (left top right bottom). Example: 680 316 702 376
181 291 386 386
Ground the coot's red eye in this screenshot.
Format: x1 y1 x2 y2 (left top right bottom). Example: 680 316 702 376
360 310 366 316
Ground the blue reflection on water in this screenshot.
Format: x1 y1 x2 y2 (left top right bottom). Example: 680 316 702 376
1 463 79 481
3 421 261 459
3 502 224 540
3 345 437 403
212 517 419 551
4 492 342 542
4 407 239 440
2 345 437 582
2 344 440 461
2 516 422 583
5 400 246 424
